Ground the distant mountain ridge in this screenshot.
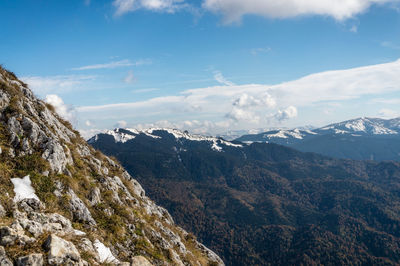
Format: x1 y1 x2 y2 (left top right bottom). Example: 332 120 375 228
89 127 244 152
90 126 400 265
236 117 400 161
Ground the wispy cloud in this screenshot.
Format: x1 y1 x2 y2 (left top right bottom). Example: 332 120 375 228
381 41 400 50
251 47 271 56
131 88 159 93
71 59 152 71
349 25 358 33
214 71 235 86
21 75 97 95
378 108 400 118
124 70 135 83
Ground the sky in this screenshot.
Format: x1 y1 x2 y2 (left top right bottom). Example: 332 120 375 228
1 0 400 138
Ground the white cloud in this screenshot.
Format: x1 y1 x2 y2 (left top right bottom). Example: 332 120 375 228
115 120 128 128
226 108 260 123
45 94 76 122
214 71 235 86
124 70 135 83
113 0 185 16
76 58 400 134
233 93 276 108
202 0 400 23
71 59 151 71
349 25 358 33
274 106 298 122
85 120 93 126
79 128 106 140
22 75 96 96
378 108 400 118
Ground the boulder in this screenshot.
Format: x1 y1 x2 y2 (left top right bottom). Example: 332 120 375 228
67 190 96 226
44 234 81 265
131 256 153 266
16 253 43 266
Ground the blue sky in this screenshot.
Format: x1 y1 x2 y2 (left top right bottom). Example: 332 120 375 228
1 0 400 137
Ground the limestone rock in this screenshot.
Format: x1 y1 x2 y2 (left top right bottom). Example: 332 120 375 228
16 253 44 266
44 234 81 265
67 189 96 226
18 198 45 213
130 256 153 266
0 203 6 218
88 187 101 206
0 246 12 266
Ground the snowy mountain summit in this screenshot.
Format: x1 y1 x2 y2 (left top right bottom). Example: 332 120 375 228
90 128 243 152
236 117 400 161
319 117 400 135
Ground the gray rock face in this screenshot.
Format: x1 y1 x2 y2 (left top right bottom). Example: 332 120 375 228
16 253 44 266
130 256 153 266
88 187 101 206
78 238 100 262
0 246 12 266
16 210 76 238
0 204 6 218
44 234 81 265
0 222 35 246
41 140 73 173
18 198 45 213
67 190 96 226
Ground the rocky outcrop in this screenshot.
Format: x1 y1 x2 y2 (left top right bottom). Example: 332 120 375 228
0 66 224 265
44 234 82 265
16 254 43 266
0 247 12 266
131 256 153 266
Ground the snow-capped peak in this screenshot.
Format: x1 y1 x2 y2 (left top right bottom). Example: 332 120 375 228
98 128 243 152
319 117 398 135
262 128 315 140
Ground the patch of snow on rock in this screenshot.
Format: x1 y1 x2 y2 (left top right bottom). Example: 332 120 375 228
93 239 119 263
11 175 40 202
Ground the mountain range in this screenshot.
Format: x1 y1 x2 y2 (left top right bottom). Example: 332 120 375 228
236 117 400 161
90 126 400 265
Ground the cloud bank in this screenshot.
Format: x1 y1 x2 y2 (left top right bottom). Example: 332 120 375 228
203 0 399 23
112 0 400 23
76 58 400 134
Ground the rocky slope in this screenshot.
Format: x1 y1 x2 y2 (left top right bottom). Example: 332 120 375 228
0 66 224 265
236 117 400 161
90 127 400 265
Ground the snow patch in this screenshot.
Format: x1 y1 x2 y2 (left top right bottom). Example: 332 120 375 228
93 239 119 263
11 175 40 202
211 141 223 152
263 129 306 139
106 129 136 143
73 229 86 236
